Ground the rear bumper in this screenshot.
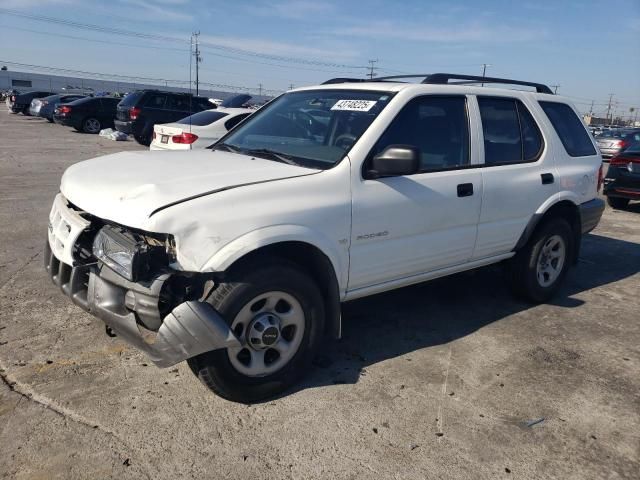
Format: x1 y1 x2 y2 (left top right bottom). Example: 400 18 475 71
114 120 133 134
44 240 240 367
603 166 640 200
579 198 605 234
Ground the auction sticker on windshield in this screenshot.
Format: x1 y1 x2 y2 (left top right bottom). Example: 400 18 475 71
331 99 377 112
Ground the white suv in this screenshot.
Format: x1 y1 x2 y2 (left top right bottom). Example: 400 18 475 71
45 73 604 402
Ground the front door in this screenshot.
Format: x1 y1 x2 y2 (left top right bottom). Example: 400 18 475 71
348 95 483 292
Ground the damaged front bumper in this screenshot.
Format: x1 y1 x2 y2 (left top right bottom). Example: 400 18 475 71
43 197 240 367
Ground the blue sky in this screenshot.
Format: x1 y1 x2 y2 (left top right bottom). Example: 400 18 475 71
0 0 639 117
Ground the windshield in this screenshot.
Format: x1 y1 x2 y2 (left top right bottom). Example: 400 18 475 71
217 90 395 169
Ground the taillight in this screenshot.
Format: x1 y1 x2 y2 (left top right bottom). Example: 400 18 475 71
60 106 71 114
172 133 198 144
597 163 603 192
610 155 625 165
129 107 141 120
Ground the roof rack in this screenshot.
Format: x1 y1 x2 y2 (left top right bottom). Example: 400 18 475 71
322 73 554 94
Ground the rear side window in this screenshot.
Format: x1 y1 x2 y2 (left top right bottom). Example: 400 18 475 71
145 94 166 108
166 95 192 111
478 97 543 165
177 110 228 126
539 102 596 157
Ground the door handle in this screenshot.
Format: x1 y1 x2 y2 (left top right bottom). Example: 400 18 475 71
541 173 554 185
457 183 474 197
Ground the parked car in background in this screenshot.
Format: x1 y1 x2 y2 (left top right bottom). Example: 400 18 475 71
150 108 252 150
114 90 213 146
32 94 86 122
597 129 640 159
53 96 121 133
8 91 55 115
603 141 640 209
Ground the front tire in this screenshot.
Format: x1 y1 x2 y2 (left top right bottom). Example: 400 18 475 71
607 196 629 209
188 260 325 403
509 218 573 303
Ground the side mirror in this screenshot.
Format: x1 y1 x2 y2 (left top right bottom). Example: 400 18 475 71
367 145 420 178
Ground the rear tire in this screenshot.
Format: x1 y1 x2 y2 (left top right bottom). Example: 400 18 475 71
134 134 151 146
607 196 629 209
82 117 101 134
508 218 573 303
187 260 325 403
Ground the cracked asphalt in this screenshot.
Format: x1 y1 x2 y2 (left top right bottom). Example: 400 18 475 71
1 112 639 479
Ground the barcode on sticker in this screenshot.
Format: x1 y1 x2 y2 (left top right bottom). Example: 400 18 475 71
331 100 377 112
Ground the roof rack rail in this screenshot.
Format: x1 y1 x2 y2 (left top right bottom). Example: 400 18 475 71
322 78 368 85
422 73 553 94
322 73 553 94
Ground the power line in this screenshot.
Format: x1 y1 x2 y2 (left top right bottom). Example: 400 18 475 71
0 8 365 69
0 59 285 95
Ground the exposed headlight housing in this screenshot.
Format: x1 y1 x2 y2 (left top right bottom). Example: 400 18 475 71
92 226 142 281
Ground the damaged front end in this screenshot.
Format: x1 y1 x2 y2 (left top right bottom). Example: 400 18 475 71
44 193 240 367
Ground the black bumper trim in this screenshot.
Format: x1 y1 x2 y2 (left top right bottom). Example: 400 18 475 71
579 198 605 234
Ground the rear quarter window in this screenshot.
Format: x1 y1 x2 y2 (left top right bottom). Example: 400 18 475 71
539 102 596 157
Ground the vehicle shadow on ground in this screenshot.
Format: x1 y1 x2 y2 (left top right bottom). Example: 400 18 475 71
284 233 640 399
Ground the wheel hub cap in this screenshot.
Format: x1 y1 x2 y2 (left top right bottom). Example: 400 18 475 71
246 313 281 350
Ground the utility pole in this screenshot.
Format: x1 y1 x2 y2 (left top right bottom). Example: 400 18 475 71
367 59 378 80
606 93 614 125
551 84 560 94
258 83 263 97
480 63 491 86
589 100 594 116
192 31 202 96
289 83 295 91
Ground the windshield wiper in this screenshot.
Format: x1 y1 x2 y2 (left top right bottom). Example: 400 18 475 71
244 148 300 166
213 142 242 154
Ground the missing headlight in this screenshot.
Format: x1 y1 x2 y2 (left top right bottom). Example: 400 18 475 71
92 226 169 281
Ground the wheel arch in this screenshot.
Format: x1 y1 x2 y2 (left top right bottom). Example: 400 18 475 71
218 240 343 340
514 198 582 264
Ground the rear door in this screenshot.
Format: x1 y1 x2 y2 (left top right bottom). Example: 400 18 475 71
166 94 197 122
472 96 557 259
143 92 168 125
539 101 601 204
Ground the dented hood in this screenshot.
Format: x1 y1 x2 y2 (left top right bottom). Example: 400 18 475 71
60 149 317 228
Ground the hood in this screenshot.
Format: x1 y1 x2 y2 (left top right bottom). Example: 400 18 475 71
61 150 317 229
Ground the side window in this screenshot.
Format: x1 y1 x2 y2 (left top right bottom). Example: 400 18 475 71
539 101 596 157
166 95 192 111
225 113 250 130
145 94 166 109
518 102 543 160
478 97 543 165
372 96 469 172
